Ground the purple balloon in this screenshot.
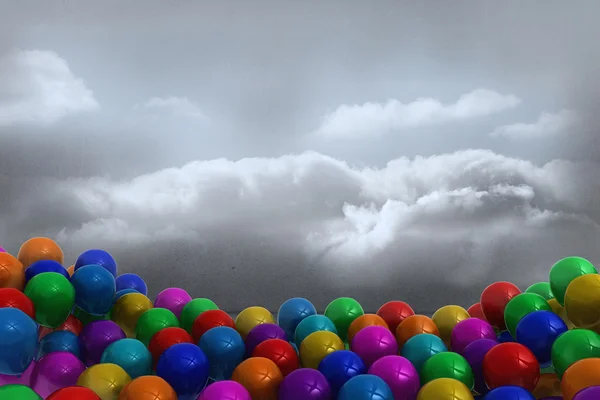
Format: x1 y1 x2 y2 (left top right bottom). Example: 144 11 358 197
0 245 5 252
0 360 35 386
78 320 125 366
462 338 498 395
31 352 86 398
278 368 331 400
574 386 600 400
245 323 287 356
368 355 419 400
197 380 251 400
154 288 192 319
451 318 496 354
351 326 398 368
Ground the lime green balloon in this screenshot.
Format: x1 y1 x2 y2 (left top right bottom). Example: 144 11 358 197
504 293 551 338
525 282 554 301
324 297 364 341
24 272 75 328
549 256 597 306
179 298 219 333
551 328 600 377
135 307 179 346
0 385 42 399
73 305 110 325
420 351 474 390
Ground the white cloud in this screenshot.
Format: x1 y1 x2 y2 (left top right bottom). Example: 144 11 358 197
135 96 208 120
0 49 99 126
315 89 521 138
490 109 577 139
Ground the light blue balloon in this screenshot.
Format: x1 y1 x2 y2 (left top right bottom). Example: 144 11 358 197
199 326 245 381
277 297 317 341
0 308 38 375
401 333 447 372
36 330 80 360
294 314 337 345
338 374 394 400
100 338 152 378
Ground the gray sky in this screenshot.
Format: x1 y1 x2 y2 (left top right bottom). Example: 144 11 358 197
1 0 599 312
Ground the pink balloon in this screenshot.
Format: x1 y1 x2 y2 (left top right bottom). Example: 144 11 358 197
31 352 86 398
154 287 192 318
0 360 35 386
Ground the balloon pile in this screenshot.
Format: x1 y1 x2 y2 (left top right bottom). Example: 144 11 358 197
1 239 600 399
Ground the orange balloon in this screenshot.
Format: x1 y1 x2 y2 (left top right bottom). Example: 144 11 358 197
395 314 440 348
119 375 177 400
347 314 389 343
67 265 75 277
232 357 283 400
17 237 64 269
533 373 561 398
0 252 25 290
561 358 600 400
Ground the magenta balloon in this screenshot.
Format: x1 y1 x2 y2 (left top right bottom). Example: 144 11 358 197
0 360 35 386
0 246 5 252
574 387 600 400
450 318 496 354
197 380 251 400
31 352 86 398
154 288 192 319
368 355 419 400
350 326 398 368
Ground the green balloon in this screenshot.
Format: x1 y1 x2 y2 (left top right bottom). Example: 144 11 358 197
420 351 474 390
0 385 42 399
324 297 364 341
179 298 219 333
24 272 75 328
540 364 555 374
551 328 600 377
73 305 109 325
525 282 554 301
135 307 180 346
504 293 551 338
549 256 597 306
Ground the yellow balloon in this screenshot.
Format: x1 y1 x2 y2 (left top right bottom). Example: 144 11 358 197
111 293 153 337
235 306 275 339
417 378 474 400
564 274 600 328
77 363 131 400
548 298 575 329
432 305 470 345
299 330 344 369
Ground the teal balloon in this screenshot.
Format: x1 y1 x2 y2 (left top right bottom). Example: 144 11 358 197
100 338 152 378
294 314 337 345
401 333 448 372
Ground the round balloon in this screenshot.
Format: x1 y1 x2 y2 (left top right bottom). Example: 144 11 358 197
77 363 131 399
350 325 398 368
234 306 274 340
115 273 147 295
462 338 498 395
179 298 219 333
451 318 496 354
515 310 568 365
71 264 116 316
199 326 245 380
561 358 600 400
198 380 251 400
79 320 126 366
37 330 80 359
573 386 600 400
0 384 42 400
120 375 178 400
548 297 576 329
318 350 366 395
299 330 345 369
525 282 554 301
551 329 600 377
432 305 470 346
504 293 551 338
31 352 86 398
148 327 194 366
46 386 100 400
368 355 420 400
416 377 474 400
532 373 562 399
395 315 440 348
294 314 337 345
480 281 521 329
277 297 317 342
420 351 474 390
156 343 210 399
484 386 535 400
153 287 192 319
192 309 235 342
0 245 5 252
110 292 153 337
338 374 394 400
134 307 179 346
232 357 283 400
497 330 515 343
100 338 152 379
483 342 540 391
376 301 415 333
17 237 63 269
401 333 448 373
25 260 69 284
564 273 600 328
0 252 25 290
278 368 331 400
0 287 35 319
0 307 38 375
253 339 299 377
549 256 597 306
467 302 487 322
74 249 117 277
24 272 74 328
115 288 137 300
347 314 389 344
0 359 35 386
245 323 287 356
324 297 364 342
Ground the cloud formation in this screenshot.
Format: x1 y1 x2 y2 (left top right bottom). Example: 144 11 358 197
316 89 521 139
0 49 99 126
490 109 577 140
135 96 208 120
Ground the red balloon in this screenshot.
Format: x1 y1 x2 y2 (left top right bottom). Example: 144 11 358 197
252 338 299 376
0 287 35 319
376 301 415 332
483 342 539 391
38 314 84 340
192 309 235 342
480 282 521 329
148 327 194 365
47 386 100 399
467 302 487 322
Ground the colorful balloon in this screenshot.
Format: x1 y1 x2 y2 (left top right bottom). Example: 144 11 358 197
31 352 86 398
551 329 600 377
245 323 287 356
253 338 299 376
294 314 337 345
483 342 540 391
148 327 194 366
549 256 597 306
71 264 116 316
25 260 69 284
192 309 235 342
504 293 552 337
37 330 80 360
561 358 600 400
420 351 474 390
432 305 470 346
480 281 521 329
153 287 192 319
338 374 394 400
134 307 179 346
347 313 389 344
515 310 568 365
74 249 117 277
277 297 317 341
483 386 534 399
278 368 331 400
525 282 554 300
0 384 42 400
401 333 447 373
368 355 420 400
119 375 178 400
467 302 487 322
0 287 35 319
198 380 251 400
47 386 101 400
416 377 474 400
179 298 219 333
299 330 345 369
462 338 498 395
100 338 152 379
79 320 126 366
232 357 283 400
199 326 245 380
156 343 210 399
115 273 147 295
451 318 496 354
0 252 25 290
564 273 600 328
77 363 131 399
110 292 153 337
324 297 364 342
24 272 74 328
0 307 38 375
350 325 398 368
17 237 63 269
234 306 274 340
395 315 440 348
318 350 366 395
376 301 415 333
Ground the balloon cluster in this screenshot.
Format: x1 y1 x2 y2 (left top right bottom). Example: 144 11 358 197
1 238 600 400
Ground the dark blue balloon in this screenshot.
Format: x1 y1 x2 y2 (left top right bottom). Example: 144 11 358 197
156 343 209 400
277 297 317 341
497 330 515 343
318 350 366 396
115 273 147 295
115 288 138 300
198 326 245 381
25 260 70 284
338 374 393 400
483 386 535 399
515 310 568 365
0 308 38 375
37 330 80 360
71 264 116 315
74 249 118 277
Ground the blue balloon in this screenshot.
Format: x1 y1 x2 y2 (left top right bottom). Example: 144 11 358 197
115 273 147 296
338 374 394 400
100 338 152 379
115 288 138 300
497 330 515 343
25 260 70 284
515 310 568 366
294 314 337 345
198 326 245 381
483 386 535 399
37 330 80 360
156 343 209 400
71 264 116 315
74 249 118 277
318 350 366 396
401 333 447 372
0 308 38 375
278 297 317 341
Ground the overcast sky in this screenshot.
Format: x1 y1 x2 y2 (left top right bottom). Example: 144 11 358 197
1 0 599 312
